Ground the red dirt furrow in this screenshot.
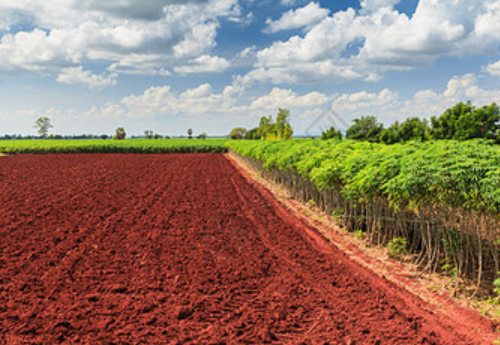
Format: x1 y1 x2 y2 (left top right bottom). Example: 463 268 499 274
0 154 495 344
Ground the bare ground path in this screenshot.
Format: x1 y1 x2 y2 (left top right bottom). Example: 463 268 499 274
0 154 496 344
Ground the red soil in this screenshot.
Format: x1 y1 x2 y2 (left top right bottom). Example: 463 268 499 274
0 154 496 344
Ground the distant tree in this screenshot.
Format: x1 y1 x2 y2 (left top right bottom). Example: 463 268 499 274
257 109 294 140
398 117 429 142
276 108 294 140
34 117 53 139
321 126 343 140
153 133 163 139
114 127 126 140
144 130 154 139
275 108 290 139
379 125 400 144
197 132 208 140
379 117 430 144
258 115 273 139
346 116 383 142
100 134 109 140
431 102 473 140
187 128 193 139
229 127 247 140
245 127 261 140
430 101 500 141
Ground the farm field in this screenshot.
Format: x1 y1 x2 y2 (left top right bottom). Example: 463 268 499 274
0 138 227 154
0 154 494 344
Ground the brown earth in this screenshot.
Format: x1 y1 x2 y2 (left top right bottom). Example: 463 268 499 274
0 154 497 344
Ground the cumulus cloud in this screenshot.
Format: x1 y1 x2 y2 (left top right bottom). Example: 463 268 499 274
486 59 500 77
57 67 118 89
3 74 500 135
245 0 500 85
265 2 330 33
83 74 498 126
359 0 400 14
0 0 240 83
251 88 331 109
402 74 500 116
174 55 231 74
305 74 500 127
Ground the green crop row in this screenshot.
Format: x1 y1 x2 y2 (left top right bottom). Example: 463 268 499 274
227 139 500 291
226 139 500 215
0 139 228 154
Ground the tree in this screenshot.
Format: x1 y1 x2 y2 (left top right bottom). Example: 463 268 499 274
114 127 126 140
346 116 383 142
380 117 430 144
197 132 208 140
275 108 290 139
257 109 294 140
229 127 247 140
398 117 429 142
187 128 193 139
277 108 294 140
258 115 273 139
321 126 343 140
430 101 500 141
431 101 473 140
245 128 261 140
34 117 53 138
144 130 154 139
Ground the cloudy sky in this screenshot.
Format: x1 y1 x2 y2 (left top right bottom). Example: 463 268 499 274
1 0 500 136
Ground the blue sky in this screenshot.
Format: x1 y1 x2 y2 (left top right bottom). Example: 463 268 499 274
0 0 499 136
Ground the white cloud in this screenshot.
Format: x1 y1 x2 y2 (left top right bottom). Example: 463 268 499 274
251 87 331 109
0 0 240 83
3 74 500 135
0 29 83 73
265 2 330 33
245 0 500 85
57 67 118 89
402 74 500 117
174 55 231 74
486 59 500 77
360 0 400 14
305 74 500 127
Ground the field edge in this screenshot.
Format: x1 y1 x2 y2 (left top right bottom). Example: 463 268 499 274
224 151 500 343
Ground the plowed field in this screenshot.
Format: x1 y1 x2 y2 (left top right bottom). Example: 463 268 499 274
0 154 494 344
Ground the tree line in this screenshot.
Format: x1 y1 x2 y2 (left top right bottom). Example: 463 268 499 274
322 101 500 143
1 116 210 140
230 108 294 140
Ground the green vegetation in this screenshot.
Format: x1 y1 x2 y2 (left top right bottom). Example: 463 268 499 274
114 127 126 140
230 108 294 140
322 126 343 140
387 237 409 259
34 117 53 139
226 138 500 293
0 139 227 154
229 127 248 140
320 101 499 144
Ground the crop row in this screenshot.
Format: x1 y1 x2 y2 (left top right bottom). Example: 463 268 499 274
226 139 500 293
0 139 228 154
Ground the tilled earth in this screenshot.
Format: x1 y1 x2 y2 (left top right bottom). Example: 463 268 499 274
0 154 494 344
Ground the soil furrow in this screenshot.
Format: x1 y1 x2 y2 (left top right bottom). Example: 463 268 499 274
0 153 495 344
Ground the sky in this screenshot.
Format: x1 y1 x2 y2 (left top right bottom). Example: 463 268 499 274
0 0 500 137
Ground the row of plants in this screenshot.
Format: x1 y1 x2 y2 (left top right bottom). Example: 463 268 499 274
226 139 500 295
0 139 228 154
